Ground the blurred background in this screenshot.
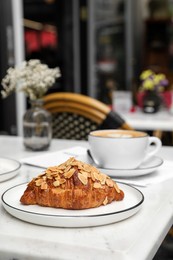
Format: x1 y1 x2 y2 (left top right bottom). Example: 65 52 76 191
1 1 173 258
1 0 173 136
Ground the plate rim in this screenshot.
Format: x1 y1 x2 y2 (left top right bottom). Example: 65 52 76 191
1 182 144 218
0 157 21 176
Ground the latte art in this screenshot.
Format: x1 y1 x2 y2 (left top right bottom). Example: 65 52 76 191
107 133 133 138
90 130 147 138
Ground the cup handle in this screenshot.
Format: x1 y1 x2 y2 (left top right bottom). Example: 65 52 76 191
143 137 162 163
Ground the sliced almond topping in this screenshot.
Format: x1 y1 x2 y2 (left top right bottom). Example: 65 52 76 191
114 182 121 193
83 164 92 172
78 172 88 185
58 164 66 170
48 167 58 172
64 169 75 179
71 161 81 167
66 157 75 166
46 175 53 179
35 179 44 186
76 164 85 170
46 169 62 178
79 170 88 178
41 182 48 190
64 165 71 172
87 172 91 178
93 182 102 189
90 172 96 181
45 169 52 174
99 173 107 185
103 196 108 205
46 171 54 178
93 171 100 181
55 174 60 180
53 180 60 187
106 178 114 187
57 169 63 173
59 178 66 184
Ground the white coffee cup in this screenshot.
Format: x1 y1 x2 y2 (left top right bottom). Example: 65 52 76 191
88 129 162 169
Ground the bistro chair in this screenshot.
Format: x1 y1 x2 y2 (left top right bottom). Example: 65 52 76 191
43 92 133 140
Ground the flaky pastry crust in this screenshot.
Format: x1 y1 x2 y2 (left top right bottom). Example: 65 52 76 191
20 157 124 209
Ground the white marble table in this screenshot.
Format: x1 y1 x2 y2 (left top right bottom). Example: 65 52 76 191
0 135 173 260
119 109 173 131
113 90 173 131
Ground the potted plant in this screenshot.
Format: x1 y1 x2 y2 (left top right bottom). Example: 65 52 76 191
1 59 61 150
138 69 169 113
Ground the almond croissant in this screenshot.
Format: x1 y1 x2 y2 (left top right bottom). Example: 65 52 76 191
20 157 124 209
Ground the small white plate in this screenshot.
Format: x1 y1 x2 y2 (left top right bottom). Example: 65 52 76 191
96 156 163 177
0 157 21 182
1 183 144 227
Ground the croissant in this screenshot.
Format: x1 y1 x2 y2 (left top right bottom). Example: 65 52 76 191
20 157 124 209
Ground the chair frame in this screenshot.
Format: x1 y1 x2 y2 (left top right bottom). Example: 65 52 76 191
43 92 110 124
43 92 132 130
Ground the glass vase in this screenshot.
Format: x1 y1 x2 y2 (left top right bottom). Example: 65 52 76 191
23 99 52 151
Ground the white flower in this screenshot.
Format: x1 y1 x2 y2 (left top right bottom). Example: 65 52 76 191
1 59 61 100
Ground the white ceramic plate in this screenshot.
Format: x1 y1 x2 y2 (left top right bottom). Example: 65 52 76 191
0 157 21 182
96 156 163 177
1 183 144 227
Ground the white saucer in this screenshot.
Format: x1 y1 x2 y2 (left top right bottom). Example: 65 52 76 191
0 157 21 182
89 155 163 177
